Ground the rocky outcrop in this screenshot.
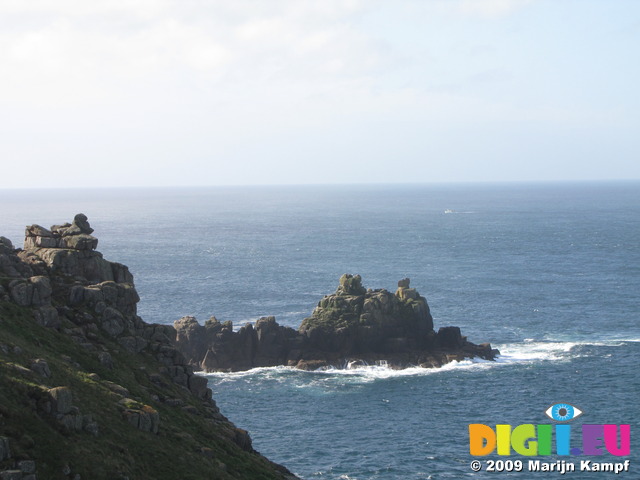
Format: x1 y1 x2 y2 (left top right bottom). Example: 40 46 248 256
0 215 299 480
174 274 499 372
22 214 131 284
175 316 303 372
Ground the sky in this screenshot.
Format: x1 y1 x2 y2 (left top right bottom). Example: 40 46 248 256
1 0 639 188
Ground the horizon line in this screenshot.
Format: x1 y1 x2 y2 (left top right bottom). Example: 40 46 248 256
1 178 639 192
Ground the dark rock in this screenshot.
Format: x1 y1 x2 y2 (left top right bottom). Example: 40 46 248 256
435 326 464 349
233 428 253 452
0 236 14 253
61 234 98 251
73 213 94 234
48 387 73 415
30 359 51 378
336 273 366 296
175 275 497 372
33 306 60 328
98 351 113 369
104 381 129 398
2 215 485 478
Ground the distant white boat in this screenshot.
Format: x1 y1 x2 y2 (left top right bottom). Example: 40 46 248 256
444 209 455 214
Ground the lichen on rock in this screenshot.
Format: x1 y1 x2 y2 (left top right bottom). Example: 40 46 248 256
174 274 498 372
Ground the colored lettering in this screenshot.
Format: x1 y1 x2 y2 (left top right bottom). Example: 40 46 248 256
603 424 631 456
496 424 511 455
469 424 496 456
555 424 571 455
537 424 552 455
468 423 631 457
511 424 537 456
582 424 604 455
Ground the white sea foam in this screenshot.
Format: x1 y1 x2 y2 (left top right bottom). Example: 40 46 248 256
201 337 636 382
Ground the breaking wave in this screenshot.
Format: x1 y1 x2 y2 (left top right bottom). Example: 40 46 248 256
202 337 638 384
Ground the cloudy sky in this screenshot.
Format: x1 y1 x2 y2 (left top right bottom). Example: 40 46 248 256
1 0 639 188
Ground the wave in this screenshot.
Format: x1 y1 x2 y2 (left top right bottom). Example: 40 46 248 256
495 337 638 363
201 337 637 383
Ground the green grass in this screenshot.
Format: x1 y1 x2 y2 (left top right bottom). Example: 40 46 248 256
0 302 292 480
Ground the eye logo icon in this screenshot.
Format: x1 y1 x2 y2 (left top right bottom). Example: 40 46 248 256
545 403 583 422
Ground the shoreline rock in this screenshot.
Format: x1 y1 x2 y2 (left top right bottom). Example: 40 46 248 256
174 274 499 372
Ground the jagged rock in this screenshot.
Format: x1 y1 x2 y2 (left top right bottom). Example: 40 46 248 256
435 326 464 349
299 275 433 354
98 351 113 369
0 251 35 278
20 216 133 284
175 275 497 372
25 214 97 252
72 213 94 235
0 216 299 480
173 316 208 365
123 405 159 434
33 306 60 328
188 374 210 400
101 307 126 337
8 276 51 307
104 381 129 398
233 428 253 452
336 273 366 296
30 359 51 378
60 234 98 251
0 236 14 253
49 387 73 415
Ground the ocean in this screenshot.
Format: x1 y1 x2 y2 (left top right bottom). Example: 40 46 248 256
1 182 638 479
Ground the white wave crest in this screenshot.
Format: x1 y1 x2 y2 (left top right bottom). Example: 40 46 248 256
200 337 636 382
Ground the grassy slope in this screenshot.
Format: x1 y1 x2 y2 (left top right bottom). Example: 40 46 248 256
0 301 290 480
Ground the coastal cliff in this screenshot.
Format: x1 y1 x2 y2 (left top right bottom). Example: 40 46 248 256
174 274 498 372
0 215 297 480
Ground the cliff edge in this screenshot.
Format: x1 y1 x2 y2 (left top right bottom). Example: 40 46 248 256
0 215 298 480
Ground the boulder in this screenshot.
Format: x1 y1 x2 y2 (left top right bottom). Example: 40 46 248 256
48 387 73 415
8 276 52 307
30 359 51 378
0 236 14 253
435 326 464 349
336 273 366 296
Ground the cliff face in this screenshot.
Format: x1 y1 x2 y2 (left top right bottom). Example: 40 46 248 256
0 216 297 480
174 274 498 372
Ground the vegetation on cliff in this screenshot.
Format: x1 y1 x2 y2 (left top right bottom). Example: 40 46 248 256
0 217 296 480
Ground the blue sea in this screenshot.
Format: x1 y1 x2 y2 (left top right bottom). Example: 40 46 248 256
1 182 638 479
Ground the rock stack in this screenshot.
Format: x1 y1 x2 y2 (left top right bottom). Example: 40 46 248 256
24 213 98 251
174 274 499 372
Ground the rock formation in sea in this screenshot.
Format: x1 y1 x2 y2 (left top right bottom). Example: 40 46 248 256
0 215 297 480
174 274 499 372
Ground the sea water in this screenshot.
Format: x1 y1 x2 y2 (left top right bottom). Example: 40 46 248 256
1 182 638 479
